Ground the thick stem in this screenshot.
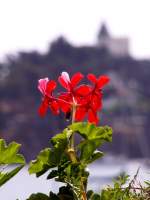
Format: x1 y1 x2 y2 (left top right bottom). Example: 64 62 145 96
67 103 87 200
70 104 76 149
67 104 77 163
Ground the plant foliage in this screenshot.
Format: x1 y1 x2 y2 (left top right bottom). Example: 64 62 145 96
29 123 112 199
0 139 25 187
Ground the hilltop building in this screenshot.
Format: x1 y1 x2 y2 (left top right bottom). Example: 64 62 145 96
97 23 129 57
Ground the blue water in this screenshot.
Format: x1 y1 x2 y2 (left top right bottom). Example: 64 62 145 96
1 156 150 200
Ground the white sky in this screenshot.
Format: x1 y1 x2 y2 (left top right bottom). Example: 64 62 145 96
0 0 150 59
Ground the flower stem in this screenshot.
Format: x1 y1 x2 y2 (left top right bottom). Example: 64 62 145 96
70 104 76 149
67 103 87 200
67 104 77 163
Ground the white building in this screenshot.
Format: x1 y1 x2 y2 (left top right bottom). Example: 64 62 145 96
97 23 129 57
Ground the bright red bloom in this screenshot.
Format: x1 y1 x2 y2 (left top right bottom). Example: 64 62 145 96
75 74 110 124
84 74 110 124
87 74 110 89
75 95 99 124
58 72 84 92
38 78 59 116
58 72 91 113
38 72 110 125
88 74 109 109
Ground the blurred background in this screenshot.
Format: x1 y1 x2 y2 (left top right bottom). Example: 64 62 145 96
0 0 150 198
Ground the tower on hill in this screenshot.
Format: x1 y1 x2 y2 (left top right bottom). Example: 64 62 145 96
97 23 129 57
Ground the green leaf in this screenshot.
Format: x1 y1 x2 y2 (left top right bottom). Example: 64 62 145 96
87 150 104 164
50 129 69 165
26 187 74 200
69 123 112 164
144 180 150 186
27 193 50 200
0 139 25 187
51 128 68 150
91 193 100 200
0 165 24 187
0 139 25 164
29 129 69 176
29 148 51 174
87 190 94 199
58 186 75 200
47 170 58 179
78 140 102 163
69 122 112 142
49 192 60 200
62 162 89 199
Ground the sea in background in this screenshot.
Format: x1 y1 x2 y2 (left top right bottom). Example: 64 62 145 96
1 155 150 200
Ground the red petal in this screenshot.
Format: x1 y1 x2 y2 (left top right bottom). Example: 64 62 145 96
71 72 84 88
91 94 102 110
97 75 110 88
87 74 97 84
50 101 59 115
58 93 72 113
58 93 72 103
75 107 86 121
88 109 99 124
76 95 89 107
38 102 48 117
38 78 49 95
46 80 57 94
58 74 70 90
60 102 71 113
75 85 92 96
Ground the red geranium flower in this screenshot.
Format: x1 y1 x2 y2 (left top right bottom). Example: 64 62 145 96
58 72 91 113
38 72 110 125
75 74 110 124
83 74 110 124
75 94 99 124
38 78 59 116
87 74 109 110
87 74 110 89
58 72 84 92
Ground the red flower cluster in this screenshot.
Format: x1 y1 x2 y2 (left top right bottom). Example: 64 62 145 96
38 72 109 124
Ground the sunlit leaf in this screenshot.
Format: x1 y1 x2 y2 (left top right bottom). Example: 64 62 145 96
69 122 112 163
29 148 51 174
0 139 25 164
0 165 24 187
0 139 25 187
29 129 69 176
69 122 112 142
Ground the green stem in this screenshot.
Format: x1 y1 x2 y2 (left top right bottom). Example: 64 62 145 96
67 104 77 163
70 104 76 148
67 104 87 200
